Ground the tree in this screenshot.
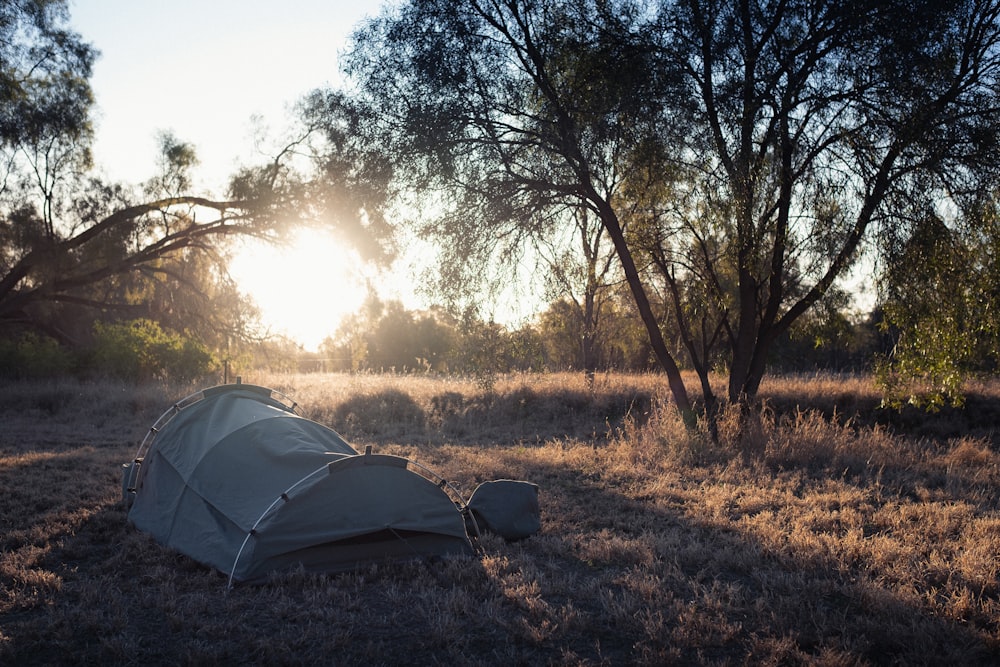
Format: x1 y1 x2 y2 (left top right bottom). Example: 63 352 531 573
0 146 285 343
344 0 696 414
652 0 1000 415
536 288 654 373
0 3 282 342
877 200 1000 409
0 1 94 161
342 0 1000 431
0 4 395 350
538 207 619 380
294 90 397 264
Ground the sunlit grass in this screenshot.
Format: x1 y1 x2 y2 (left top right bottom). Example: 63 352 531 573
2 372 999 664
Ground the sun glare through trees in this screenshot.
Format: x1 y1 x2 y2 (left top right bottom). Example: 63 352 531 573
229 228 372 351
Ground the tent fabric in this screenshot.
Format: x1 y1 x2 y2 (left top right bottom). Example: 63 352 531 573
124 383 474 583
467 480 541 541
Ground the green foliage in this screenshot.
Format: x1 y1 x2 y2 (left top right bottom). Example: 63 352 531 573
536 293 656 371
89 319 215 382
877 209 1000 410
319 300 551 383
770 292 880 373
0 332 73 378
456 313 506 393
0 0 95 149
148 131 199 196
0 322 217 382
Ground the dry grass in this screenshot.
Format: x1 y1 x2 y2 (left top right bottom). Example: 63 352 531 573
2 372 1000 665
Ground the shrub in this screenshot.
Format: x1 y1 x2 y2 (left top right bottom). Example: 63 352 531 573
0 333 74 378
88 319 215 382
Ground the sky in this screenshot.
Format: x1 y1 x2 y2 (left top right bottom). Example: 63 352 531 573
68 0 399 350
70 0 387 189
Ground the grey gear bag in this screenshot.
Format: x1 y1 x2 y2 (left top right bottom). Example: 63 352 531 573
467 480 540 541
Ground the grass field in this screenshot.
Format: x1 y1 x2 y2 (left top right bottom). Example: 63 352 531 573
2 372 999 665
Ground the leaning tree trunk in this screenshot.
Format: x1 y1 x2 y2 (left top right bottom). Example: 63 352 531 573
594 198 695 424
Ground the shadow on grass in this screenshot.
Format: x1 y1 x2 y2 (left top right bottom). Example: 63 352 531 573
491 456 997 664
874 390 1000 441
332 388 427 439
326 385 653 446
3 448 998 665
762 382 1000 443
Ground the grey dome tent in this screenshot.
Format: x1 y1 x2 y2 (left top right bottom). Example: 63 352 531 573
121 382 480 585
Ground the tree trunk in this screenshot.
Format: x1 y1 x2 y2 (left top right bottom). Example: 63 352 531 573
582 277 598 388
595 199 695 423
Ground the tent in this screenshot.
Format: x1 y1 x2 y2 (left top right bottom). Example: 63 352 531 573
121 382 479 585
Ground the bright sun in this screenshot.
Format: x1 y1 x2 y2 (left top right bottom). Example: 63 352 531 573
229 228 370 351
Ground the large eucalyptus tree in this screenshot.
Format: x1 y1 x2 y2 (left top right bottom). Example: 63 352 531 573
340 0 1000 425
